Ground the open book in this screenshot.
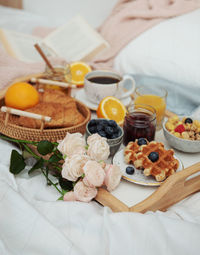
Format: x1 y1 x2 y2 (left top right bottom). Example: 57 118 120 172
0 15 109 63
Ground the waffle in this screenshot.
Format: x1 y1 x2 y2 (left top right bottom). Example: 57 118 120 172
134 141 179 181
124 139 149 164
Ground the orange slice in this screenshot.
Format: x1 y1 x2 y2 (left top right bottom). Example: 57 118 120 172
67 62 92 86
97 96 127 125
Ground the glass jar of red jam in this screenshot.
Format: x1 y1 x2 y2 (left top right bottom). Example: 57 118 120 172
123 104 156 146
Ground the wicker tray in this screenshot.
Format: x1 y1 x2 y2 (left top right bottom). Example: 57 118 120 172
0 74 91 142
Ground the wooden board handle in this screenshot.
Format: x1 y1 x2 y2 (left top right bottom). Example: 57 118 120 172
1 106 51 122
30 77 77 89
95 162 200 213
130 162 200 213
95 188 129 212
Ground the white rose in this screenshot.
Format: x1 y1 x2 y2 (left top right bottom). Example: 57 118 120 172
63 191 77 201
57 132 86 157
87 135 110 161
104 164 122 191
83 160 105 187
87 133 102 145
61 154 89 182
74 180 97 202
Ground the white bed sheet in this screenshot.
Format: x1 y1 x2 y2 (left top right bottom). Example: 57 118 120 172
0 5 200 255
0 129 200 255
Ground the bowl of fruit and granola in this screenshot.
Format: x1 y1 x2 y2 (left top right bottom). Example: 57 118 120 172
163 115 200 153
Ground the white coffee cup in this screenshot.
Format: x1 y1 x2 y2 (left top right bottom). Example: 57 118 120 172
84 70 135 104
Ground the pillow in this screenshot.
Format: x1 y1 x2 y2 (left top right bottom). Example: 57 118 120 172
0 6 51 34
114 9 200 90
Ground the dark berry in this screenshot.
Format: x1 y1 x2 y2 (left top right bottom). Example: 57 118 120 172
185 118 193 124
126 166 135 175
105 126 114 136
108 119 117 128
99 119 108 126
137 138 148 146
97 124 104 132
88 126 97 134
148 152 159 162
88 119 97 127
98 130 107 138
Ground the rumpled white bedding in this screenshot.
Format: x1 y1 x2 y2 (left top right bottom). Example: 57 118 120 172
1 138 200 255
0 4 200 255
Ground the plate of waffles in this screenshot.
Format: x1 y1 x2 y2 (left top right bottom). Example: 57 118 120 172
113 139 183 186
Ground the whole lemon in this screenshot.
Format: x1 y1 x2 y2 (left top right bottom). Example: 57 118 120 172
5 82 39 110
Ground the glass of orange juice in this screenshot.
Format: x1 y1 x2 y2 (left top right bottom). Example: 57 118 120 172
134 86 167 130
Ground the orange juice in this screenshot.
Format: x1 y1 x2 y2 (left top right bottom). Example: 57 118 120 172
134 94 166 126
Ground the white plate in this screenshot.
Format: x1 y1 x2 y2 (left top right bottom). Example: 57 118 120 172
75 89 132 111
113 149 183 186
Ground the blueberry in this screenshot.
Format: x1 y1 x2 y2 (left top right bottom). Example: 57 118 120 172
137 138 148 146
148 152 159 162
126 166 135 175
88 119 97 127
98 130 107 138
97 124 104 132
105 126 114 136
99 119 108 126
108 120 117 128
185 118 193 124
88 126 97 134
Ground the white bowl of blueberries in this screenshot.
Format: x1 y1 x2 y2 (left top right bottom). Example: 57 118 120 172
86 118 124 156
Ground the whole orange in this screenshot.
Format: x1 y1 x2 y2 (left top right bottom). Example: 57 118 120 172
5 82 39 110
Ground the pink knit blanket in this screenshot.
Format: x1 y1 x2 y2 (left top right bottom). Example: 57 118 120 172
0 0 199 91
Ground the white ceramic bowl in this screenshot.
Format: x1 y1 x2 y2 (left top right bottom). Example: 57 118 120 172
163 119 200 153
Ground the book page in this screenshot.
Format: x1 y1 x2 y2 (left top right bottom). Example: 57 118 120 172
42 15 109 62
0 29 48 62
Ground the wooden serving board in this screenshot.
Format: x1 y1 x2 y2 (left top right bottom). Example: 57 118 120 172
95 162 200 213
95 110 200 213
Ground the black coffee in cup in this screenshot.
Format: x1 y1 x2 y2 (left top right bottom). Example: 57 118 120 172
88 76 120 84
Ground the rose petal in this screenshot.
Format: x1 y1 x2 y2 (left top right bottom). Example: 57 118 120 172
104 164 122 191
83 160 105 187
74 180 97 202
63 191 77 201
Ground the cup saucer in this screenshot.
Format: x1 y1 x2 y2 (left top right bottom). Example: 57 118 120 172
75 89 132 111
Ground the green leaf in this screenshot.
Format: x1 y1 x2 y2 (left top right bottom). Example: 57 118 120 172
22 150 33 159
59 177 73 191
10 150 26 175
49 154 61 163
28 158 44 174
57 195 64 200
37 140 54 155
